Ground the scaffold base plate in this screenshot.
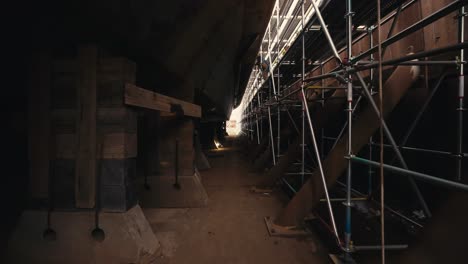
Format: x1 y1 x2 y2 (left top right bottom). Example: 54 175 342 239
264 216 311 237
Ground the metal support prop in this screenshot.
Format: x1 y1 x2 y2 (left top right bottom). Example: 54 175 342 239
368 26 375 196
277 2 281 161
301 87 341 245
268 106 277 166
267 23 278 97
344 0 354 253
251 103 254 141
301 90 341 246
277 75 281 160
354 244 408 251
266 17 277 166
309 0 342 64
350 156 468 192
354 72 431 218
286 108 300 134
256 113 261 145
257 93 262 144
456 6 465 181
247 103 250 141
320 64 325 158
301 0 305 185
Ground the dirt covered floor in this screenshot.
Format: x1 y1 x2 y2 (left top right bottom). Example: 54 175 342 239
145 137 328 264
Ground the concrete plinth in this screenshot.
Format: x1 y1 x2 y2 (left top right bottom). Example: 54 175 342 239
138 173 208 208
6 205 160 264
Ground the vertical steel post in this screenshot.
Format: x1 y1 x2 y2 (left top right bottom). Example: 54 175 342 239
259 91 263 139
277 1 281 162
456 6 465 181
331 95 363 151
301 0 306 184
320 64 325 159
247 104 250 140
249 104 253 141
257 93 262 144
368 27 374 195
344 0 354 253
256 113 261 145
268 106 277 166
376 2 385 261
250 103 254 142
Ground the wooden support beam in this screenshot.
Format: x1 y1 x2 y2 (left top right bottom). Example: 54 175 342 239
28 52 51 199
75 45 97 208
124 83 202 118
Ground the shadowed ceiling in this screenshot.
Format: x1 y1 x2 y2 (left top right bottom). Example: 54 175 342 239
23 0 275 120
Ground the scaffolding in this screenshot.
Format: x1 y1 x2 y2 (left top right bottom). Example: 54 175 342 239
240 0 467 262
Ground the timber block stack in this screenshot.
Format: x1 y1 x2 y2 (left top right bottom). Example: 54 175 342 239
50 55 138 212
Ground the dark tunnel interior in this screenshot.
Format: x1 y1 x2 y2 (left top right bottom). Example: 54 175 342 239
2 0 468 263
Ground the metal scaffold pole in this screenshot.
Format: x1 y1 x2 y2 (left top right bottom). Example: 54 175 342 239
301 0 340 246
238 1 468 260
301 0 305 185
256 96 261 145
376 1 385 261
268 105 276 166
259 91 263 139
368 26 374 196
309 0 342 64
355 72 431 218
301 83 341 246
320 63 325 159
257 93 262 144
344 0 354 254
266 14 277 166
277 2 281 163
456 5 465 182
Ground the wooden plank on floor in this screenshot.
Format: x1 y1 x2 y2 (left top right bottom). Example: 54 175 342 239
75 45 97 208
124 83 202 118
